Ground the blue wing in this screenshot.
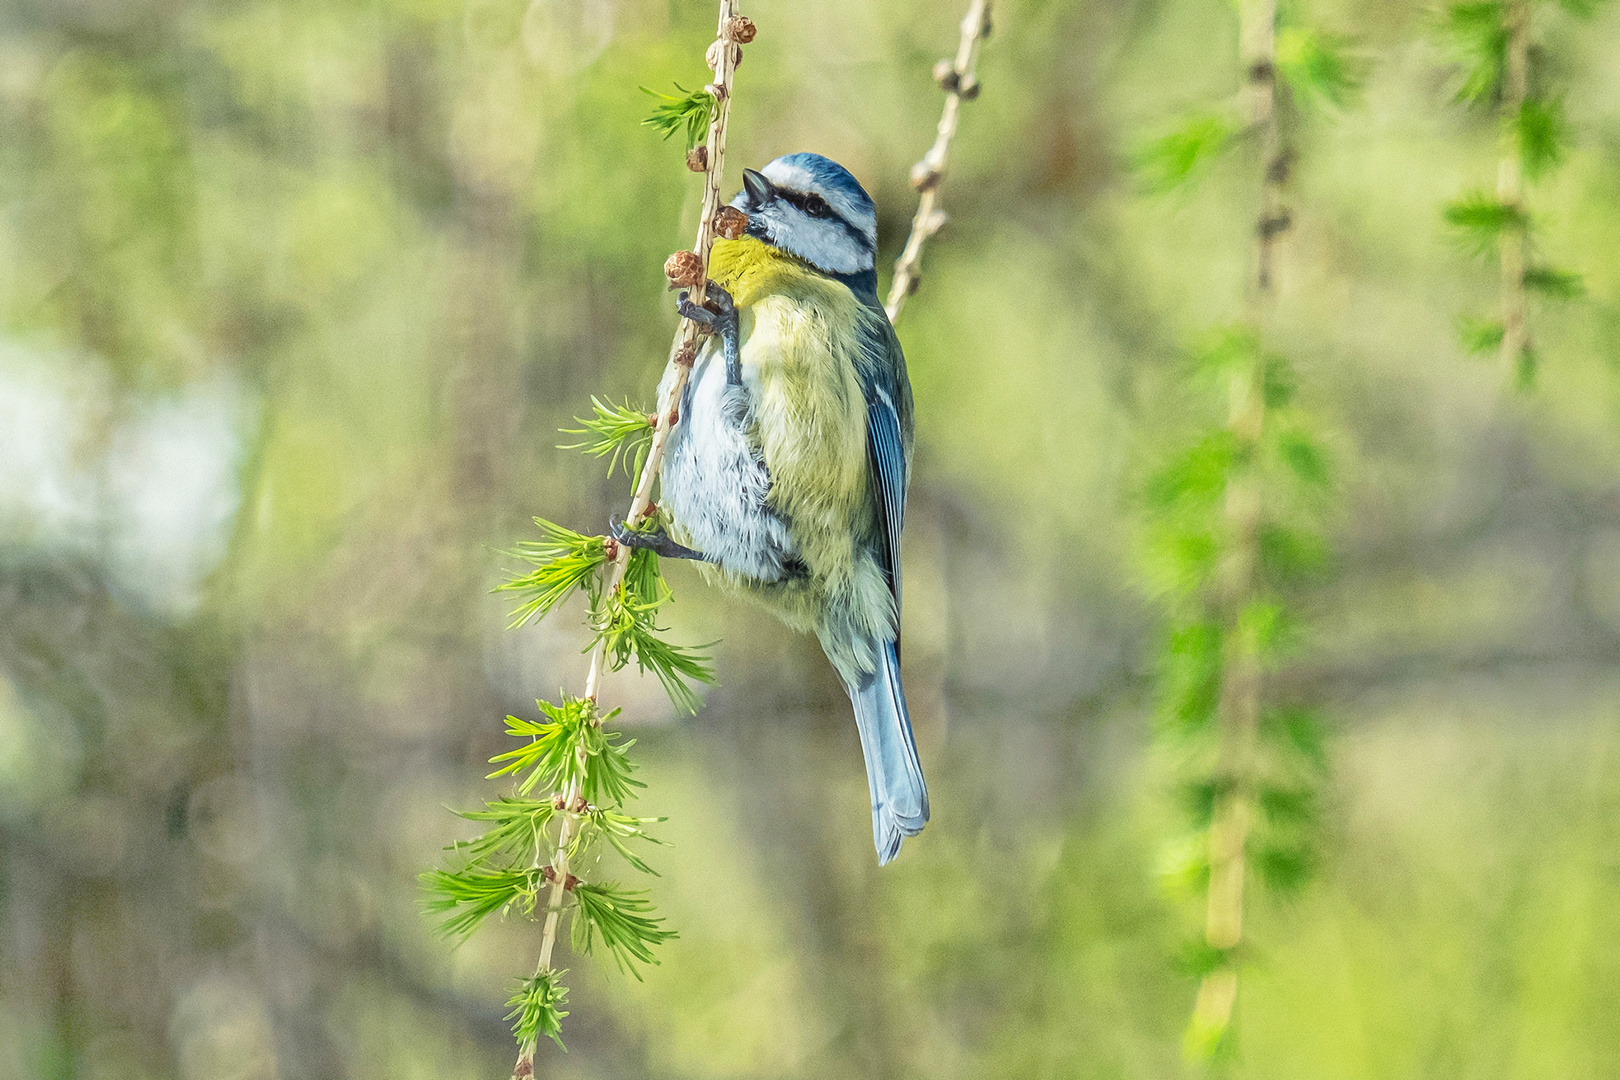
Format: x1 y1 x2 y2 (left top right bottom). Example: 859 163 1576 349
853 305 914 636
848 294 928 862
867 393 907 607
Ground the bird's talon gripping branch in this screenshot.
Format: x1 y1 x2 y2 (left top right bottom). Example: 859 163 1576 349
610 513 713 563
675 291 713 330
677 281 742 385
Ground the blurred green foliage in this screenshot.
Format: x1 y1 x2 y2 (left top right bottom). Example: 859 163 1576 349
1 0 1620 1078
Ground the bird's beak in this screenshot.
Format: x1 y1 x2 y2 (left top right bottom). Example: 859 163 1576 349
742 168 776 207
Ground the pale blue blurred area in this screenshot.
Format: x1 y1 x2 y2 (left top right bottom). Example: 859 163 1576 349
1 0 1619 1078
0 347 250 616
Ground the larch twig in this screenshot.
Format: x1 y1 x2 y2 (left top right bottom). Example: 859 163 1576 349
1188 0 1284 1051
511 4 750 1076
885 0 992 323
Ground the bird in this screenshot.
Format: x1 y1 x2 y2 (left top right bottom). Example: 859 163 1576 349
614 152 927 864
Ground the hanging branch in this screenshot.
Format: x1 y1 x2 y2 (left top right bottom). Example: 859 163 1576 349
422 5 754 1076
1441 0 1596 387
518 5 748 1072
885 0 992 323
1187 0 1282 1050
1137 0 1350 1061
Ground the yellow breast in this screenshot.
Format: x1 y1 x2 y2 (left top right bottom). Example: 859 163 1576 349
707 237 878 575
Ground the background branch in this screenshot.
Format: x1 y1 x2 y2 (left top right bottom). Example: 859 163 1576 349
1188 0 1284 1054
884 0 991 323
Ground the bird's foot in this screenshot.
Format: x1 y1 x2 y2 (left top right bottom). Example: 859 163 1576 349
676 280 735 327
677 282 742 386
610 514 712 562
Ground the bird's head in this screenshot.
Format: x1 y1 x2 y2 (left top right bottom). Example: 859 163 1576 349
732 153 877 286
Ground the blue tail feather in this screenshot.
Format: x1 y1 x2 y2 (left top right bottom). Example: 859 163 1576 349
847 640 928 864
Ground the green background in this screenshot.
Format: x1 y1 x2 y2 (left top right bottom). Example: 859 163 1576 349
2 0 1620 1076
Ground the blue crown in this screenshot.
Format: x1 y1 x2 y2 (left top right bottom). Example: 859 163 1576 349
773 153 874 217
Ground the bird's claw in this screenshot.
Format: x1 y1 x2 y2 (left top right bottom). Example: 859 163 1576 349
610 514 712 563
676 282 743 387
676 281 735 330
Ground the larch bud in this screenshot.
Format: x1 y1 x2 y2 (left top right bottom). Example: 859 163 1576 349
664 249 703 289
706 41 742 71
910 159 942 191
713 205 749 240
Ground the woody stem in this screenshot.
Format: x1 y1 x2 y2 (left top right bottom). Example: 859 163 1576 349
510 2 747 1076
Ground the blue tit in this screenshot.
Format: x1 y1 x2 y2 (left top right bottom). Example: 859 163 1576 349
614 152 927 864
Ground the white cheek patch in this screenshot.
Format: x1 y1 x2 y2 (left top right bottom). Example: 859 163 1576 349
784 220 866 275
759 210 868 276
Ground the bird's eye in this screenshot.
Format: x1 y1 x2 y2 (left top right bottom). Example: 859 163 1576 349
804 194 829 218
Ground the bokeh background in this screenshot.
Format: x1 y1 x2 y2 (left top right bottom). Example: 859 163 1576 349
4 0 1620 1076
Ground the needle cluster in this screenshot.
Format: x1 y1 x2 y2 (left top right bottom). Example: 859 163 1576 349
640 84 716 152
421 693 670 1050
561 397 657 484
499 518 715 710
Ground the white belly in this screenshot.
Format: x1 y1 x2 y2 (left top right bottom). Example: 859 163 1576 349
657 339 799 583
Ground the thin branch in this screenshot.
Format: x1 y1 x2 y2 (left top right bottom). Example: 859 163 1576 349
511 5 749 1077
1188 0 1283 1053
884 0 992 323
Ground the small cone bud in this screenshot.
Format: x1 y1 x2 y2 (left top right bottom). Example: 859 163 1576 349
910 160 942 191
664 249 703 289
686 145 709 172
932 60 959 92
726 15 757 43
713 205 749 240
707 42 741 70
957 75 981 100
